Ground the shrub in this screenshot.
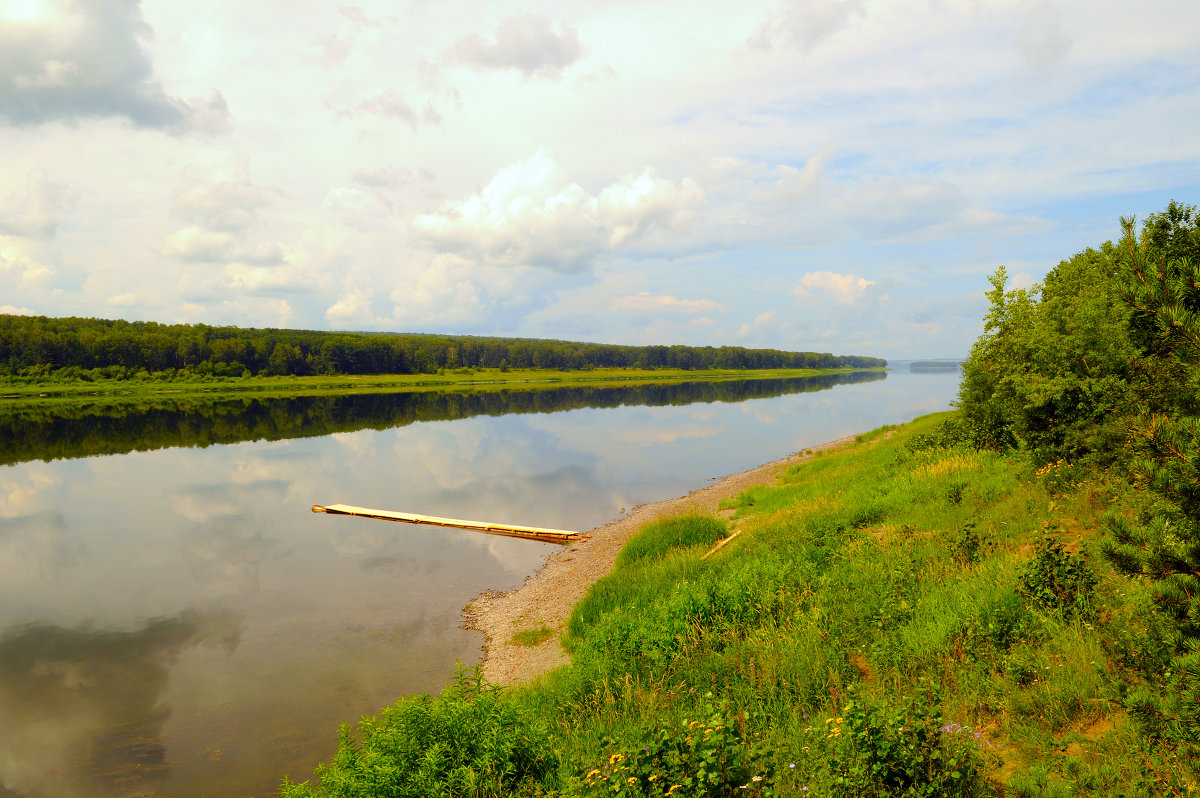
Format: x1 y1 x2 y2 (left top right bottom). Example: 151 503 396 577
827 684 986 798
276 665 557 797
575 697 773 797
1017 536 1097 620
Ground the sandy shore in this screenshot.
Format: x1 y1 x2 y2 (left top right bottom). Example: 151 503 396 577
463 433 858 686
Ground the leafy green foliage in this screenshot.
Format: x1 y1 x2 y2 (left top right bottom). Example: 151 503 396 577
1017 536 1097 620
828 684 986 798
0 313 885 380
956 251 1138 462
576 698 772 797
276 665 557 797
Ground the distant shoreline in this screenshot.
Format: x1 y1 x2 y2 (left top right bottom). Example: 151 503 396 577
0 366 883 406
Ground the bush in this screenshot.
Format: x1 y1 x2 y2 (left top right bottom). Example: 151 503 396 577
827 684 986 798
1017 536 1097 620
575 697 773 797
276 665 557 797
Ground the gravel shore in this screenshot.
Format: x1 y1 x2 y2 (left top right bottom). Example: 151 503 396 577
463 434 858 686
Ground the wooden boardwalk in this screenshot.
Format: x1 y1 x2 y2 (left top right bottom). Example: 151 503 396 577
311 504 587 545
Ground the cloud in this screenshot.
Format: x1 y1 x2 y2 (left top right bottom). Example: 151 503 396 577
449 14 582 79
0 237 53 283
611 293 722 314
353 165 414 190
1017 2 1071 70
0 170 75 239
411 150 703 274
751 0 866 53
325 288 379 327
345 90 442 129
0 0 230 134
793 271 876 305
163 156 283 263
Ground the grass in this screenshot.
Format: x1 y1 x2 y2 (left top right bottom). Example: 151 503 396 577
277 412 1183 797
512 625 556 647
0 366 877 405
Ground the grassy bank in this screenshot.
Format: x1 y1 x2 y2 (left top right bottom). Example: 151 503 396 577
278 412 1177 797
0 366 877 406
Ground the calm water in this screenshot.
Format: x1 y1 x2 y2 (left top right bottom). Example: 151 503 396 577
0 368 959 797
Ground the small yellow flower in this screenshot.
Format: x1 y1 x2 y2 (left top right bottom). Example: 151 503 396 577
649 775 659 781
628 777 638 784
586 769 601 778
609 754 624 764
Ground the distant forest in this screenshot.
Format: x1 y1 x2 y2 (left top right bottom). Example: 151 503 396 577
0 315 885 379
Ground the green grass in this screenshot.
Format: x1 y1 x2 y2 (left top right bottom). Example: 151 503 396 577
0 366 875 406
512 626 556 647
277 412 1180 797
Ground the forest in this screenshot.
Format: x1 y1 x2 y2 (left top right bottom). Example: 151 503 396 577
0 315 884 381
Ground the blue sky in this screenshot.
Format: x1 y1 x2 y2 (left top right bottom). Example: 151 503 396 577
1 0 1198 359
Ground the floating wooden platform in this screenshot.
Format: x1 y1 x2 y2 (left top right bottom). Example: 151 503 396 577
311 504 587 545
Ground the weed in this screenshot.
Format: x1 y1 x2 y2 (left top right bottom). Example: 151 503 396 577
828 683 986 798
1018 536 1097 620
574 697 773 797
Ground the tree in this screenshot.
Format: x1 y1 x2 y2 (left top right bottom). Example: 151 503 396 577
1103 212 1200 758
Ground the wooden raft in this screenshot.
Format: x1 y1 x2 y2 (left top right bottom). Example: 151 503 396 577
311 504 587 545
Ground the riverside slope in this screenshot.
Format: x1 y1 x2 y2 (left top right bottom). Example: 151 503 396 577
464 434 858 686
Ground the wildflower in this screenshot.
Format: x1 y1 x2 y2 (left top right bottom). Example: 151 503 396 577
628 777 638 785
586 769 601 778
789 763 796 769
609 754 624 764
752 776 763 782
649 775 659 782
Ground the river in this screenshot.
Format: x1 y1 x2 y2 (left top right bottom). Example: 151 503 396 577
0 366 959 797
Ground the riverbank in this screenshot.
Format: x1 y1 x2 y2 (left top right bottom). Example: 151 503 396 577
281 412 1169 796
464 433 860 685
0 366 880 405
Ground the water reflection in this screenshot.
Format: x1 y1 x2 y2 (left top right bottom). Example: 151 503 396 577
0 612 241 798
0 372 883 467
0 368 960 797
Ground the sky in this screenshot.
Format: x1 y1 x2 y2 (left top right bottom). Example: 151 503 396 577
0 0 1198 360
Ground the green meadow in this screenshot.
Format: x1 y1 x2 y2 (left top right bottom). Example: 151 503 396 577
0 366 873 406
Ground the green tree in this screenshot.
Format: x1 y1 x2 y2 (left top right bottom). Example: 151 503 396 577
956 251 1137 461
1102 211 1200 767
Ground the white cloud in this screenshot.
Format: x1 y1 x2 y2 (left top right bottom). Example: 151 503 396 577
0 236 53 283
325 288 378 327
163 156 284 264
751 0 866 53
611 293 722 314
0 304 33 315
449 14 582 79
793 271 876 305
0 0 230 134
1017 2 1071 70
0 170 75 239
412 150 703 274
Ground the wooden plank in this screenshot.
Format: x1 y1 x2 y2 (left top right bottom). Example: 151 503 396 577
311 504 588 545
